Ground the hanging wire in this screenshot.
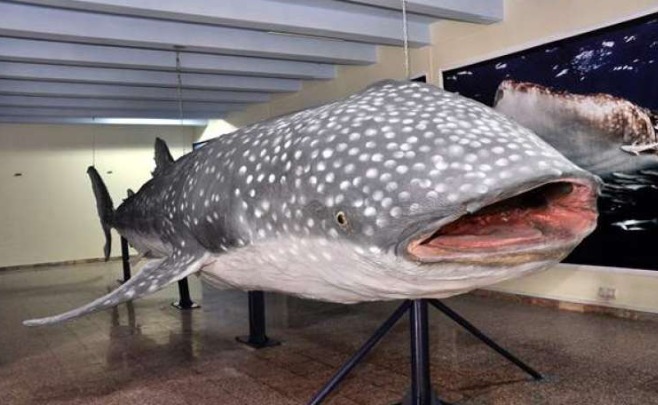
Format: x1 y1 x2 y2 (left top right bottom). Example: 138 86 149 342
92 118 96 167
175 49 184 127
401 0 411 79
175 47 188 153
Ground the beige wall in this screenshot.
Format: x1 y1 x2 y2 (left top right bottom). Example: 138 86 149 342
216 0 658 313
225 45 434 128
0 123 194 267
195 119 237 142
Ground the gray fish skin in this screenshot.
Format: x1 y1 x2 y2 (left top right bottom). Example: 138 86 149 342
494 80 658 176
24 80 599 326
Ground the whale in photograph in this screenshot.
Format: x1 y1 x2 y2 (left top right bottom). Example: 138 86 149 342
24 80 599 326
493 80 658 177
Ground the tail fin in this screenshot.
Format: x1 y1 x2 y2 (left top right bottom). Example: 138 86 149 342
153 137 174 176
87 166 115 261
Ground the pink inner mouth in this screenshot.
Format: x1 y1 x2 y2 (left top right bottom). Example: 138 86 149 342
408 179 598 262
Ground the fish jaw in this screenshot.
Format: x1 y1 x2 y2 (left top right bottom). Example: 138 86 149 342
198 235 564 303
404 176 598 267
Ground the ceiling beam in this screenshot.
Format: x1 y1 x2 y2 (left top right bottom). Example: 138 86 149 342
0 107 227 119
339 0 503 23
0 62 301 92
0 38 336 80
11 0 430 46
0 115 208 127
0 116 209 125
0 2 377 65
0 95 243 112
0 80 270 103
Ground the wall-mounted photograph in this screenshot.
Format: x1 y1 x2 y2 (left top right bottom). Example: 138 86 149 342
443 12 658 270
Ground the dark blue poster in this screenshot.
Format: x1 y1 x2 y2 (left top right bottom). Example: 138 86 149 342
443 13 658 270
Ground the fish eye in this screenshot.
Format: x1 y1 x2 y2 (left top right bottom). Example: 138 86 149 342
335 211 349 227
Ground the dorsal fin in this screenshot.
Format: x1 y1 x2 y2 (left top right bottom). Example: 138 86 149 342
153 137 174 176
123 189 135 202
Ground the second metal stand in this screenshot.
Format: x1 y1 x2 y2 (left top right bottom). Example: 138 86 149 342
171 278 201 310
236 291 281 349
118 236 131 284
308 299 542 405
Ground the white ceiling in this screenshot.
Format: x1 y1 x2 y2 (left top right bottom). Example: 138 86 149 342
0 0 502 125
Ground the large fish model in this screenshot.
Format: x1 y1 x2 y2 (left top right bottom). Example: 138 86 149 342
494 80 658 176
24 80 599 326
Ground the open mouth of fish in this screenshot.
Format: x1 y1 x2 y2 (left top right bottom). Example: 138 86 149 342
407 179 598 265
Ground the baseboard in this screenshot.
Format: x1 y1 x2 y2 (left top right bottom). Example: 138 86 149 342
0 256 125 272
473 289 658 323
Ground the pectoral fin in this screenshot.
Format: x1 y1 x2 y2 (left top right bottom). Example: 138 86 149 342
24 250 207 326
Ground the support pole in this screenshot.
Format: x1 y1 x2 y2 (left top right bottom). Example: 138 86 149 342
236 291 281 349
118 236 131 284
171 278 201 310
408 300 437 405
428 299 542 380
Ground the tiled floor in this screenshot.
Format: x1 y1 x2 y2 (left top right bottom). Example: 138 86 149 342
1 261 658 404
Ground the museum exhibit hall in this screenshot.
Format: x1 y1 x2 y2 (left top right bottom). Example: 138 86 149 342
2 1 658 404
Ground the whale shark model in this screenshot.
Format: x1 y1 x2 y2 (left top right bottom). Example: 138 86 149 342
24 80 599 326
493 80 658 177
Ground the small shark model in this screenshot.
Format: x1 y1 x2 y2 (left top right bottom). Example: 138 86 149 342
25 80 598 326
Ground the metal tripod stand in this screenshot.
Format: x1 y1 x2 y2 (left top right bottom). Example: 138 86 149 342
308 298 542 405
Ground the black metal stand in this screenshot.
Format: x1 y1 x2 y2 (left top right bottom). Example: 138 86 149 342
236 291 281 349
117 236 131 284
407 300 439 405
171 278 201 310
308 299 542 405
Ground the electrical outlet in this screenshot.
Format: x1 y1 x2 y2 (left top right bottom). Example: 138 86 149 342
598 286 617 300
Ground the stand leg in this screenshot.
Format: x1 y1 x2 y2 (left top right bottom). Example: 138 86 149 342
236 291 281 349
407 300 440 405
428 299 542 381
308 300 412 405
118 236 131 284
171 278 201 310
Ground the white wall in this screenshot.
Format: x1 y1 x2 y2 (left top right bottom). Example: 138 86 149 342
196 120 237 142
0 123 194 267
